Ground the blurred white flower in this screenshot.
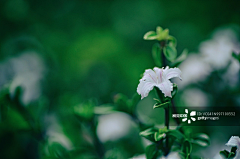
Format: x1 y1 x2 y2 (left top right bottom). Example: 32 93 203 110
200 29 240 69
181 88 209 107
177 54 211 88
45 115 73 151
0 51 45 105
178 27 240 88
137 66 182 99
97 112 137 143
226 136 240 148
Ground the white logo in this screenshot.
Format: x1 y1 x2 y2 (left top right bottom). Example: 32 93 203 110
182 109 196 124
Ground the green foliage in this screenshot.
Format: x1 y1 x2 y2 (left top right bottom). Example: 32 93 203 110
163 45 177 62
74 100 94 121
140 127 159 142
232 51 240 62
152 43 162 67
145 144 159 159
170 49 188 67
219 146 237 159
190 133 210 147
113 93 140 115
153 83 178 109
144 26 170 41
181 140 192 159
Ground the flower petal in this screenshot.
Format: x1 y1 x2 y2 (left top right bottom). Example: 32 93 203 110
163 66 182 80
153 67 163 83
137 79 155 99
143 69 158 83
156 79 173 97
226 136 240 148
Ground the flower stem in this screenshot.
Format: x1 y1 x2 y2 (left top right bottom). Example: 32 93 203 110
164 106 169 129
160 41 170 156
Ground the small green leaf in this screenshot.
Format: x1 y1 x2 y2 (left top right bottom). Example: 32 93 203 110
171 83 178 99
220 150 229 159
130 93 141 108
171 49 188 67
48 142 70 158
231 146 237 153
154 132 166 141
157 29 169 41
156 26 163 35
228 152 236 159
159 127 168 134
152 43 162 67
74 101 94 120
179 152 186 159
153 101 170 109
146 144 158 159
182 140 192 157
167 35 177 47
163 45 177 62
191 133 210 147
114 93 131 113
167 129 185 141
144 31 158 40
154 87 166 103
140 127 159 142
232 52 240 62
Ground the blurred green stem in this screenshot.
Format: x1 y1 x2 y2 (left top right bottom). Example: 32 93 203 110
160 41 170 156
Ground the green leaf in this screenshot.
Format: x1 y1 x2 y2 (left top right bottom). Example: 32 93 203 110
167 35 177 47
171 83 178 99
48 142 70 158
167 129 185 141
163 45 177 62
154 132 166 141
231 146 237 153
153 101 170 109
146 144 158 159
5 107 29 130
182 140 192 158
140 127 159 142
156 26 163 35
191 133 210 147
144 31 158 40
228 152 236 159
159 127 168 134
114 93 131 113
220 150 229 159
171 49 188 67
152 43 162 67
157 29 169 41
130 93 141 109
154 87 166 103
232 52 240 62
74 101 94 120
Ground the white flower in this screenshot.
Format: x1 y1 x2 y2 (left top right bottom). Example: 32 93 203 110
226 136 240 149
137 66 182 99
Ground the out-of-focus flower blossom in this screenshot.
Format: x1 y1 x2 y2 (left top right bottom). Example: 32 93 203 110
226 136 240 149
137 66 182 99
181 88 209 107
45 115 73 151
97 112 137 143
178 27 240 88
177 54 211 88
0 51 45 105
